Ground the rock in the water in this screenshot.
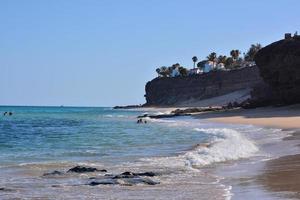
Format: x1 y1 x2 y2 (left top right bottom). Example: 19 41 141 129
134 172 157 177
43 170 63 176
89 179 118 186
119 177 159 185
0 187 14 192
67 166 107 173
113 171 136 179
113 171 158 179
254 36 300 105
88 177 159 186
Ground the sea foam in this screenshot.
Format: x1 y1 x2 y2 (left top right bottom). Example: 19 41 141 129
140 127 258 170
184 128 258 167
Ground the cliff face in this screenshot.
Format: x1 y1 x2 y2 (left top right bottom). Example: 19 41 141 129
254 37 300 104
144 66 263 106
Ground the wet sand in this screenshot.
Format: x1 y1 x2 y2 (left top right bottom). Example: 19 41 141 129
257 153 300 198
193 105 300 199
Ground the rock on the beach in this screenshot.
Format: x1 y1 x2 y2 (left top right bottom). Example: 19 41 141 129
43 170 63 176
134 172 157 177
0 187 14 192
112 171 136 179
89 179 118 186
112 171 157 179
67 166 107 173
88 171 160 186
88 177 159 186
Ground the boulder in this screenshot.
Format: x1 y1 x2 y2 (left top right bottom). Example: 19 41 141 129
254 37 300 105
67 166 107 173
43 170 63 176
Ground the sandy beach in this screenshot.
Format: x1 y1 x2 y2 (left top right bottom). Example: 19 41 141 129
192 104 300 198
193 104 300 129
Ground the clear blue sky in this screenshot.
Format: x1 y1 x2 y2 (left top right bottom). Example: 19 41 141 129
1 0 299 106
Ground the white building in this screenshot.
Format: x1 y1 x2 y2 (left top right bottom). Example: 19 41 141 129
170 66 180 77
188 68 201 75
203 61 216 73
216 63 225 70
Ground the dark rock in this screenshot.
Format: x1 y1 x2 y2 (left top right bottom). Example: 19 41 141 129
112 171 158 179
227 102 233 109
113 171 136 179
67 166 107 173
89 179 118 186
88 177 159 186
0 187 14 192
114 105 142 109
43 170 63 176
119 177 159 186
171 107 224 114
104 173 114 177
51 185 62 188
254 37 300 105
137 113 190 119
134 172 156 177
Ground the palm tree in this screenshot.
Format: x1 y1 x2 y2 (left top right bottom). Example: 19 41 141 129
207 52 217 62
197 60 207 71
244 43 262 61
192 56 198 69
156 68 161 77
160 66 169 77
179 67 188 76
217 55 227 64
230 50 240 61
225 57 234 69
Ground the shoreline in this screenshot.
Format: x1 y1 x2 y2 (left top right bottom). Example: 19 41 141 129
138 105 300 199
192 104 300 129
195 105 300 199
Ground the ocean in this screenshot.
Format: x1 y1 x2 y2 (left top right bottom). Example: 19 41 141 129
0 106 296 199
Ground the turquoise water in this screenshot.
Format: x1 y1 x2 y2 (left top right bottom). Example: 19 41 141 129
1 106 287 199
0 106 208 167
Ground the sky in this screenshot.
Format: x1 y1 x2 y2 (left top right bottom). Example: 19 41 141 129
1 0 300 107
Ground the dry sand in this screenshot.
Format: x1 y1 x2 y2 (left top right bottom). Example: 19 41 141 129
194 104 300 129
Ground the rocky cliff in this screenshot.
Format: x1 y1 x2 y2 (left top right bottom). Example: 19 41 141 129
254 36 300 105
144 66 263 106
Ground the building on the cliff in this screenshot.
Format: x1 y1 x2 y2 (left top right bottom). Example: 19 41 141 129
216 63 225 70
188 68 201 75
285 33 292 39
203 61 216 72
170 66 180 77
240 61 256 68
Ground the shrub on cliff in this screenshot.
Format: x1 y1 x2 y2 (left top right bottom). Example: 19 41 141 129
207 52 217 62
244 43 262 61
230 49 241 61
179 67 188 76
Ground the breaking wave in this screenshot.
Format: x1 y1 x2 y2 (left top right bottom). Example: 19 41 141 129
141 127 258 170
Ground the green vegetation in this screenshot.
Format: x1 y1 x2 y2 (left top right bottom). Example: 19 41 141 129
156 64 189 77
244 43 262 61
207 52 217 62
154 43 262 78
192 56 198 68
